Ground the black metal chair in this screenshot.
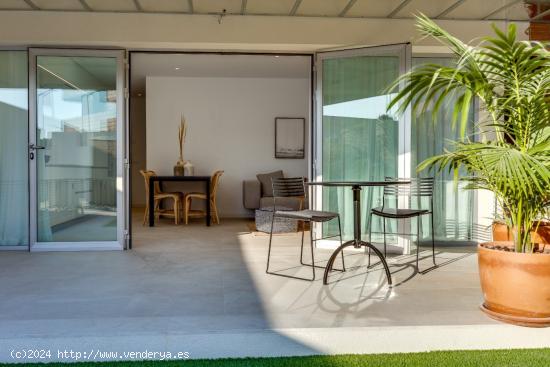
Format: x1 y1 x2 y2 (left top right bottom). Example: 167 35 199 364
266 177 345 281
368 177 436 271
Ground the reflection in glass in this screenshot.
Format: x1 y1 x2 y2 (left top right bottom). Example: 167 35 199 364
0 51 28 246
36 56 117 242
321 55 399 239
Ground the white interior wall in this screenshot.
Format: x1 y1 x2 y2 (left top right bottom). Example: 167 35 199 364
145 75 310 217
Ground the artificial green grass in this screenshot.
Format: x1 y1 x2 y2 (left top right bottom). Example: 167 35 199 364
4 349 550 367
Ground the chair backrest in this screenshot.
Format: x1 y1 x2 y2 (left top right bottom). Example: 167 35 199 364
382 177 434 210
210 170 224 197
271 177 306 198
140 169 162 196
383 177 434 197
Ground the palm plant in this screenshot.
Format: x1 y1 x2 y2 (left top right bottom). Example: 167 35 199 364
389 15 550 253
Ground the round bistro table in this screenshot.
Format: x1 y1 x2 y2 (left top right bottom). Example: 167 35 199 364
305 180 410 286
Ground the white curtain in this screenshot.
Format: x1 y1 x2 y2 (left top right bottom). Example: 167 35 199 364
412 57 474 243
0 51 28 246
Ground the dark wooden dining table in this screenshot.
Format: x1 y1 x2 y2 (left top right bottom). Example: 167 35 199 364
148 175 211 227
305 180 410 285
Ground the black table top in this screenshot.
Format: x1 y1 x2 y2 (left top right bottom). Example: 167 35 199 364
150 175 211 181
305 180 410 187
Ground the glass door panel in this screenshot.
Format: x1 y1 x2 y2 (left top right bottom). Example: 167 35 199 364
0 51 28 247
315 45 411 245
29 49 125 249
411 57 475 244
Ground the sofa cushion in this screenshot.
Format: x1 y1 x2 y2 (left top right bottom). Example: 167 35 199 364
256 170 284 197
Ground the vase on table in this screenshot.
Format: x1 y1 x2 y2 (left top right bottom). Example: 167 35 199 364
174 115 187 176
184 161 194 176
174 160 185 176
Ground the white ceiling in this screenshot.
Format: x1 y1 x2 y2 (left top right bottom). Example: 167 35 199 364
1 0 538 20
130 53 311 94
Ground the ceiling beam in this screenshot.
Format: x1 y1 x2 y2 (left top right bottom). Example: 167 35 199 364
289 0 302 16
0 6 529 22
133 0 143 12
23 0 39 10
531 6 550 21
188 0 194 14
79 0 92 11
241 0 247 15
482 0 522 20
387 0 414 18
435 0 467 19
339 0 357 17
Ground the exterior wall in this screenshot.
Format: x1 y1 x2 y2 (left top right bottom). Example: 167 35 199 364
145 76 310 218
0 10 515 238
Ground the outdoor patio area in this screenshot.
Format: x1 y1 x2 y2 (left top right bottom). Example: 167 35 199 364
2 213 549 362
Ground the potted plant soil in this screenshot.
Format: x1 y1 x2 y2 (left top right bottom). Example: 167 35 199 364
390 15 550 326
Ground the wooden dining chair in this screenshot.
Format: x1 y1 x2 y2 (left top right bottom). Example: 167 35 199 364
140 170 183 225
184 170 224 224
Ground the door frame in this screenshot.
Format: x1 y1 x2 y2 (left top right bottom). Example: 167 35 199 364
312 43 412 253
28 48 127 251
125 50 314 248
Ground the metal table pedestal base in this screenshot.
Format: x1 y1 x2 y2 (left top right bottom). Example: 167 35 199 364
323 240 392 286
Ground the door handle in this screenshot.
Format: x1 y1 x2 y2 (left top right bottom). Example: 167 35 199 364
29 143 45 150
29 144 45 160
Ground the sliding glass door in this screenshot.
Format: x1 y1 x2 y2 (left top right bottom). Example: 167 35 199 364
314 47 477 252
0 51 28 248
314 44 411 251
29 49 126 250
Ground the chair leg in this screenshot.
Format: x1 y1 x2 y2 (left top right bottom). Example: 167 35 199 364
383 217 387 258
154 200 161 221
214 202 220 224
301 221 343 272
211 201 216 224
431 212 436 266
266 214 317 281
184 197 190 225
209 199 217 224
416 216 421 271
299 222 306 265
173 199 179 225
266 211 276 274
309 225 316 281
142 203 148 225
368 213 374 267
337 215 345 271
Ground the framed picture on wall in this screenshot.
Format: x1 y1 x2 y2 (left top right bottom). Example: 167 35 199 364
275 117 305 159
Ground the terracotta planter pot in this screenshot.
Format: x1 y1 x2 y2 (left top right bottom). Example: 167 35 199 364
478 243 550 327
492 221 550 246
492 222 512 241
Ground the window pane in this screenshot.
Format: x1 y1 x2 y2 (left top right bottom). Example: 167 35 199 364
0 51 28 246
36 56 118 242
321 55 400 239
